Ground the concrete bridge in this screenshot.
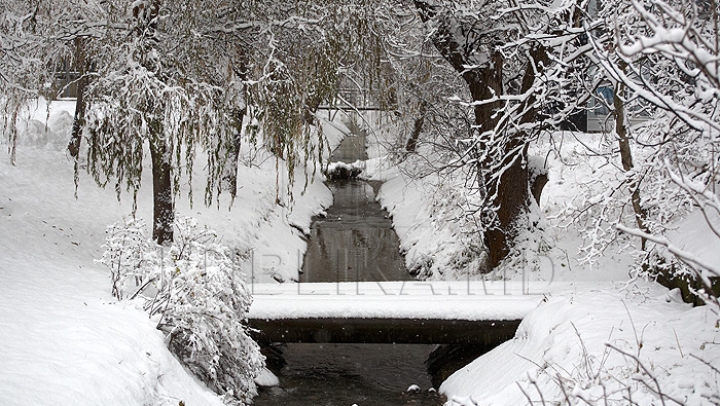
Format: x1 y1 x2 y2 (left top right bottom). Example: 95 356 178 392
247 281 544 345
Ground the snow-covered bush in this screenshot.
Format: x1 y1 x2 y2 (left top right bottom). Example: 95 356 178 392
101 217 264 404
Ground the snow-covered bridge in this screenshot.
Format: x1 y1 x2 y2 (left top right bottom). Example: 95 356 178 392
247 281 544 345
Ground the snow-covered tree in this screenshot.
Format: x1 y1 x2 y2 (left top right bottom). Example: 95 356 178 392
5 1 438 247
409 0 591 270
79 0 254 245
0 0 53 164
583 0 720 297
70 0 398 243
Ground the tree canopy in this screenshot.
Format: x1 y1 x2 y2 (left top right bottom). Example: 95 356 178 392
3 0 719 282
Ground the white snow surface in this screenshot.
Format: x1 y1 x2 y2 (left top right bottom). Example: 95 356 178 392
249 281 546 321
254 367 280 388
441 283 720 406
0 154 225 405
0 99 344 405
665 209 720 277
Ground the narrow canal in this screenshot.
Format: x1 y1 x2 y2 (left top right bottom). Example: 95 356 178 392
301 134 409 283
254 132 444 406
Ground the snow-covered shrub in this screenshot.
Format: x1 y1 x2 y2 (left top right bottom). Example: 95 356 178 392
101 217 264 404
326 160 364 180
102 217 154 300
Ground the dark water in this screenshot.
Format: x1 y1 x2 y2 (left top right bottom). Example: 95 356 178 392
257 343 442 406
300 178 410 283
328 135 366 162
301 134 409 283
254 135 443 406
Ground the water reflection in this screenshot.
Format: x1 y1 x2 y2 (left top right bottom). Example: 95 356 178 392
301 179 409 283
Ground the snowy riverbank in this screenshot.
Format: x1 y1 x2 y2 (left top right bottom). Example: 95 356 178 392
441 283 720 406
1 104 718 405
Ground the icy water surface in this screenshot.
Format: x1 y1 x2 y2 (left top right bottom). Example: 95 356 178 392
254 134 443 406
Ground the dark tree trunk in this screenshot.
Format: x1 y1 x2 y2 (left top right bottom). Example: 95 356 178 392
222 64 249 202
128 0 171 244
469 51 504 135
303 93 322 125
68 38 87 162
483 140 529 268
406 101 428 153
414 1 549 269
149 135 174 245
485 46 549 268
613 63 647 249
530 171 549 206
222 108 246 202
67 80 86 161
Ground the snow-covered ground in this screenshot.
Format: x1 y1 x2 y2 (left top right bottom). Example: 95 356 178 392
441 283 720 406
0 99 343 405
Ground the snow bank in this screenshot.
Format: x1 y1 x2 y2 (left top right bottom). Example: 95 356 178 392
375 173 487 280
0 142 225 404
441 283 720 406
0 269 224 406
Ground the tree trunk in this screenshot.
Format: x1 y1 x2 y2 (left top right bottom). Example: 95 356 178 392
469 52 504 135
222 64 249 202
484 46 549 268
414 2 551 269
130 0 172 244
465 51 521 269
68 38 87 162
149 135 174 245
222 108 246 202
303 93 322 125
530 171 549 206
405 101 428 153
67 77 86 160
484 141 529 268
613 67 647 249
414 1 515 269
